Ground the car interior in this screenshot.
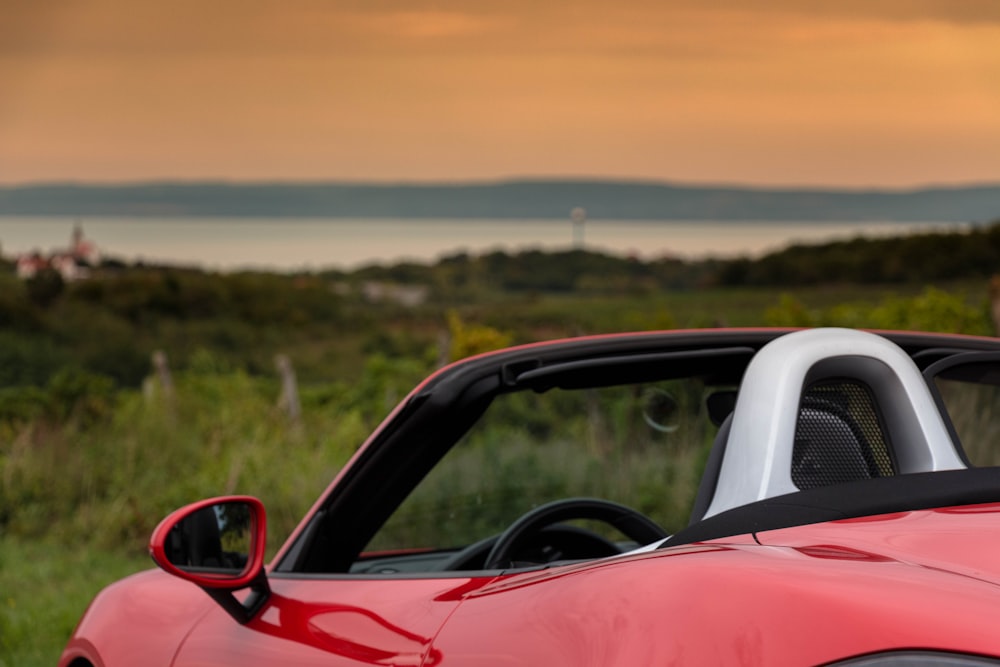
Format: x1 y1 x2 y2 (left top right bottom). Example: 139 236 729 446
274 330 1000 577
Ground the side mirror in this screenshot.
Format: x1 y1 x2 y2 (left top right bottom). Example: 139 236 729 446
150 496 270 623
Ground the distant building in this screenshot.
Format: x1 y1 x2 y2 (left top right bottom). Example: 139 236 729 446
361 281 429 307
70 223 100 265
16 223 101 281
15 252 50 280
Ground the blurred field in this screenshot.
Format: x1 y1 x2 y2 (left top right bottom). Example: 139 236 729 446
1 229 997 665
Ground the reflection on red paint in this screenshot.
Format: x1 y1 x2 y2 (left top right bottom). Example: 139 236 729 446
248 594 441 666
831 512 910 524
794 544 894 563
934 503 1000 516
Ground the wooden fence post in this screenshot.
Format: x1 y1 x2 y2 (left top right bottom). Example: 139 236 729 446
275 353 302 425
152 350 174 400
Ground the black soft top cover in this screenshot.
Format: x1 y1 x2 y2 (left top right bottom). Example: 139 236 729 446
663 467 1000 548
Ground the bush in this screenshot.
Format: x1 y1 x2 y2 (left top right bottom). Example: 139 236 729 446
446 310 513 361
764 287 991 335
25 268 65 307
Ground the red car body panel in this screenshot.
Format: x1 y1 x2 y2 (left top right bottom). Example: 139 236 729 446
432 508 1000 665
62 505 1000 666
61 571 502 667
757 503 1000 584
60 569 214 667
168 576 499 666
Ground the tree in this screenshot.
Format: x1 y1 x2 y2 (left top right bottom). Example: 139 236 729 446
25 267 65 307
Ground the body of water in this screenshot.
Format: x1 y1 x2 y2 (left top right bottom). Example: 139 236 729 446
0 217 972 272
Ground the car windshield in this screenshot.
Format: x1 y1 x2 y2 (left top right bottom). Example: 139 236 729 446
360 375 726 562
345 341 1000 574
933 363 1000 468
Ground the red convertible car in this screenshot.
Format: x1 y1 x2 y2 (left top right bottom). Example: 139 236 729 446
61 327 1000 666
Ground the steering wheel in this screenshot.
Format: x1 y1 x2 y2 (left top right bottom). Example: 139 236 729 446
483 497 668 570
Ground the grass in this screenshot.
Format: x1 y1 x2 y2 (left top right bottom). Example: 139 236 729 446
0 367 369 664
0 536 150 667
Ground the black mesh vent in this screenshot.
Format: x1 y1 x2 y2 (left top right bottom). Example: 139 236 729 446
791 380 895 490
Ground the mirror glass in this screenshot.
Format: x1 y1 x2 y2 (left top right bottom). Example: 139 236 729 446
164 501 253 575
642 387 681 433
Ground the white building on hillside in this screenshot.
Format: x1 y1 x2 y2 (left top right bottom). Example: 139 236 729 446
16 223 101 281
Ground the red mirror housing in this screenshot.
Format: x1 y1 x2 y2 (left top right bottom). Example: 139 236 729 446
149 496 269 623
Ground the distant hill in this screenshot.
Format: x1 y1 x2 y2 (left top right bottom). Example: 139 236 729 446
1 180 1000 222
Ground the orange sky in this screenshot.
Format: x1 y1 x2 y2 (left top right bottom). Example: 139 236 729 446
2 0 1000 186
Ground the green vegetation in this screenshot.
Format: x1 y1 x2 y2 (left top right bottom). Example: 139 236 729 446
373 378 714 553
0 539 149 667
1 222 999 665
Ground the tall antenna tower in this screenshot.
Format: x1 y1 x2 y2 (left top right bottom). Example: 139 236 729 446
571 207 587 249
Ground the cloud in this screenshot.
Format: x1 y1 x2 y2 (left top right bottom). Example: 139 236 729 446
5 1 1000 62
0 2 508 59
764 0 1000 24
358 10 504 39
3 0 999 185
